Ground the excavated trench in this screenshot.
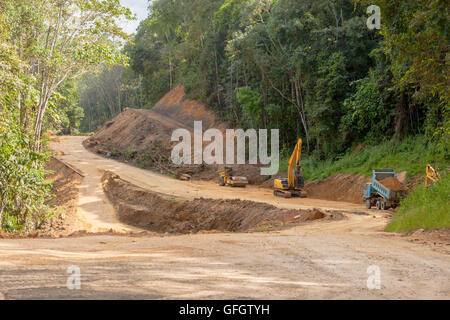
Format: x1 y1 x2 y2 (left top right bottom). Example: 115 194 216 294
102 171 342 234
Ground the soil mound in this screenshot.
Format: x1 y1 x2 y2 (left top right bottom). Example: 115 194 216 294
85 108 177 152
304 173 370 204
83 85 264 183
84 85 220 155
380 177 407 191
102 171 336 234
38 157 84 236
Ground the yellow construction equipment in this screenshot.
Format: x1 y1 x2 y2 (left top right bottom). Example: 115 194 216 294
218 166 248 188
425 165 440 187
273 139 307 198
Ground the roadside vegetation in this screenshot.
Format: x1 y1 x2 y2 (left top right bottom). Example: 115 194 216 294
297 136 449 232
0 118 53 232
0 0 132 233
386 174 449 232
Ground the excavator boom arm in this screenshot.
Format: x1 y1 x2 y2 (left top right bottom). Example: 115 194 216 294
287 139 302 188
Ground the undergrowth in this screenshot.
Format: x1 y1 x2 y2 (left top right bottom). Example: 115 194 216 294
386 174 449 232
279 136 447 181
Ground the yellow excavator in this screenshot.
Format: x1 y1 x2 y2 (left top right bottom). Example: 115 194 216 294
273 139 307 198
425 165 440 187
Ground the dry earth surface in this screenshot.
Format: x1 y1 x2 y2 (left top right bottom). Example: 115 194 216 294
0 136 448 300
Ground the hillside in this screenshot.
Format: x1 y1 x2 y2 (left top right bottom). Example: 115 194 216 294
84 85 263 183
152 84 225 131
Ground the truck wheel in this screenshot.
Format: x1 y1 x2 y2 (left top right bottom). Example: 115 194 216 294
380 201 386 211
218 177 225 186
376 201 381 210
366 200 372 209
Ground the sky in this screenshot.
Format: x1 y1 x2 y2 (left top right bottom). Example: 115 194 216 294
119 0 150 34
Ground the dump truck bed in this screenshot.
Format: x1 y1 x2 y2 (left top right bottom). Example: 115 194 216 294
364 170 406 209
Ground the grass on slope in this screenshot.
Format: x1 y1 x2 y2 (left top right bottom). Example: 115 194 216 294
385 174 449 232
279 136 446 181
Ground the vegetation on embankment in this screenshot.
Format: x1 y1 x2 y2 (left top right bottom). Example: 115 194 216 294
280 135 447 181
386 174 449 232
280 135 449 233
0 120 53 233
0 0 132 233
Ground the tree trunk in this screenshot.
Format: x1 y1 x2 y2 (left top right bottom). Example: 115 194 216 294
292 77 310 151
394 92 409 139
117 82 121 113
33 96 50 152
214 45 221 107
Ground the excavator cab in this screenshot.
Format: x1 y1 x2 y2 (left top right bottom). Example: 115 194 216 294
273 139 307 198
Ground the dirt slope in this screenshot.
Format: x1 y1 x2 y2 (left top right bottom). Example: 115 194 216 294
88 108 191 153
84 85 262 183
38 158 84 236
305 173 371 204
86 84 221 153
152 84 225 130
102 171 337 234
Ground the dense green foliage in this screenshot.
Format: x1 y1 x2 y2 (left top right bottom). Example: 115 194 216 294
294 136 445 180
0 117 52 232
386 173 450 232
55 81 85 135
81 0 448 161
79 65 143 132
0 0 132 232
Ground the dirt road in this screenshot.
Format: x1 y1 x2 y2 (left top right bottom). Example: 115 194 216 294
0 136 448 299
59 136 369 215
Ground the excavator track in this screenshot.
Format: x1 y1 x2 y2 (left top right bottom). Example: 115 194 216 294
274 190 307 199
274 190 292 198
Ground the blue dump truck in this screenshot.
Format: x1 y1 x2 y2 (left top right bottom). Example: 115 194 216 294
364 170 407 210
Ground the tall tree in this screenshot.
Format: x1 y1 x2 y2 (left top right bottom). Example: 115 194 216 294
4 0 133 150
